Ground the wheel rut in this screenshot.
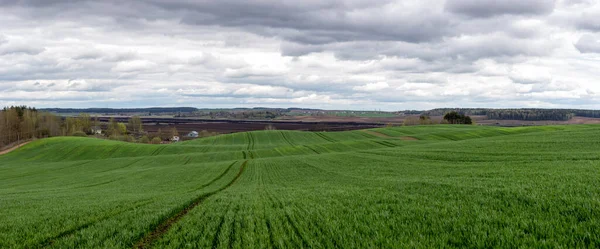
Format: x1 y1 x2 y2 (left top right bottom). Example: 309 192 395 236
39 199 153 248
134 160 248 249
363 130 419 141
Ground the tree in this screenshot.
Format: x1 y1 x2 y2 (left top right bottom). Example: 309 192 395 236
464 116 473 125
128 116 143 133
443 111 473 125
151 137 162 144
72 131 87 137
92 116 99 129
155 128 170 140
139 136 150 144
106 117 119 136
65 117 78 135
0 106 62 147
117 123 127 135
419 115 433 125
124 135 135 142
171 127 179 137
403 116 420 126
78 113 92 134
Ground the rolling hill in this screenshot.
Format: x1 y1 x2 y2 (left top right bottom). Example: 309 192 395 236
1 125 599 248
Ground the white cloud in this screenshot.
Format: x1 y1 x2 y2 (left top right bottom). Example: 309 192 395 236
0 0 599 110
353 82 390 92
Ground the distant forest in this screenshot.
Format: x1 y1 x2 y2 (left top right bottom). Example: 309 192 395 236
40 107 600 121
42 107 199 114
423 108 600 121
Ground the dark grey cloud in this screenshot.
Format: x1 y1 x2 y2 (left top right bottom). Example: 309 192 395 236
282 34 553 64
1 0 454 45
0 43 45 56
176 0 452 45
575 10 600 31
445 0 556 18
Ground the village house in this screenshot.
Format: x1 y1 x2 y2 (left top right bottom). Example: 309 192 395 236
91 126 102 135
187 131 199 138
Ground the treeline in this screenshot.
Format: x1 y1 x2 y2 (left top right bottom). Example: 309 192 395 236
486 110 574 121
424 108 600 121
43 107 198 114
187 110 285 120
0 106 63 147
571 110 600 118
423 108 489 116
0 106 181 148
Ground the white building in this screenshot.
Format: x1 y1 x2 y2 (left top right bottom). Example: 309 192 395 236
187 131 199 138
171 136 180 142
91 126 102 135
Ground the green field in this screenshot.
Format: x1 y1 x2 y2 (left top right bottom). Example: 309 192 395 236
1 125 600 248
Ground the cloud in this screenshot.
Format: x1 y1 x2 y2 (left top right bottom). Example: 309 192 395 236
111 60 156 73
575 34 600 53
223 66 287 78
353 82 389 92
0 42 45 55
574 9 600 31
509 64 552 84
0 0 599 110
445 0 556 18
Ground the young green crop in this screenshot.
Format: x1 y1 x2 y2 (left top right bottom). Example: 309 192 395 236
1 125 599 248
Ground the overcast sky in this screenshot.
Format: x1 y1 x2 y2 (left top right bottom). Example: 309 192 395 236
1 0 599 110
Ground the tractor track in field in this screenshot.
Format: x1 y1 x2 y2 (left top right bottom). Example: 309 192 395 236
210 202 232 248
315 132 337 143
362 130 419 141
182 156 193 165
189 161 238 193
228 204 241 248
264 190 310 248
39 199 154 248
304 145 321 154
280 131 296 146
150 146 167 156
246 132 255 150
134 160 248 249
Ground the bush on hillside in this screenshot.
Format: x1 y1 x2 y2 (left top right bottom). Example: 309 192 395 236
139 136 150 144
71 131 87 137
151 137 162 144
124 135 135 143
443 111 473 125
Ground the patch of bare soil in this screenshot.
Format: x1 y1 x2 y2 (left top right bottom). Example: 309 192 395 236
283 115 406 124
0 142 31 156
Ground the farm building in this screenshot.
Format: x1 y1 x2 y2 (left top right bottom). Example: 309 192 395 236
91 126 102 135
187 131 199 138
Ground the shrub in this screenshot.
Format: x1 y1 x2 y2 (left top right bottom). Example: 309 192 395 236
443 111 473 125
124 135 135 142
71 131 87 137
151 137 162 144
139 136 150 144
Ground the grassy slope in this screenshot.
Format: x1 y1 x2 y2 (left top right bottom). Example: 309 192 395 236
1 125 599 248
